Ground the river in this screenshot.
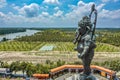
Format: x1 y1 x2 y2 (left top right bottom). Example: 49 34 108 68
0 29 39 41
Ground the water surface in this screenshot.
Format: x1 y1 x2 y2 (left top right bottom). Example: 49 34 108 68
0 29 39 41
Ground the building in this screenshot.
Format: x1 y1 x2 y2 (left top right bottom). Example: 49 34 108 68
0 68 11 77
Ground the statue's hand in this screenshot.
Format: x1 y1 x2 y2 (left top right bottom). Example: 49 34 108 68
73 39 77 44
77 53 81 58
77 53 84 59
74 47 77 51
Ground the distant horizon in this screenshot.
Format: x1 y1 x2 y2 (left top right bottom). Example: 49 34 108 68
0 27 120 29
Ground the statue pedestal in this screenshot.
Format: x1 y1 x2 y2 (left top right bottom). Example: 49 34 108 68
78 74 97 80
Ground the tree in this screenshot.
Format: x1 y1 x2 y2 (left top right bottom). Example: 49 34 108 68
26 63 36 77
2 37 8 42
2 62 9 68
45 60 51 64
36 64 42 73
0 61 4 68
56 59 65 67
10 61 20 74
10 62 16 73
20 62 27 75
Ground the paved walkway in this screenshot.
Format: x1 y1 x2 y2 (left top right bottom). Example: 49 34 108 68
55 73 107 80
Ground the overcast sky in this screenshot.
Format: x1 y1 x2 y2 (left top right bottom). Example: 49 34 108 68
0 0 120 28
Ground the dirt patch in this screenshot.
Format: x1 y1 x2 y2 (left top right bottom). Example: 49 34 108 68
0 51 120 64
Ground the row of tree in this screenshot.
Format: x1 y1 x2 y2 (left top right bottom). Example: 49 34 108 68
0 59 120 77
96 31 120 47
0 60 65 77
15 30 74 42
91 60 120 72
15 30 120 47
73 60 120 72
0 41 40 51
0 28 26 35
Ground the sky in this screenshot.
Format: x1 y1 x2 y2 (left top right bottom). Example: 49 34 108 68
0 0 120 28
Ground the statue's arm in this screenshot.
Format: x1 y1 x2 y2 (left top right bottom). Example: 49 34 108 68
73 27 81 44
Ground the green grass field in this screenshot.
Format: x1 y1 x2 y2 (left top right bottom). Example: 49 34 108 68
0 41 119 52
0 29 120 52
0 41 41 51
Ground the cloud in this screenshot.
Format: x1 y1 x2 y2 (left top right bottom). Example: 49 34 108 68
41 6 48 11
101 0 109 2
0 12 5 18
63 1 94 27
96 4 105 11
19 3 40 17
0 11 54 27
63 1 120 28
43 0 60 4
12 3 20 10
65 1 95 21
0 0 7 8
101 0 119 2
77 1 86 6
0 12 6 24
0 12 25 25
53 10 63 17
13 6 20 10
41 12 49 17
54 7 59 10
68 5 76 10
99 9 120 19
0 0 120 28
0 12 10 22
114 0 119 2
